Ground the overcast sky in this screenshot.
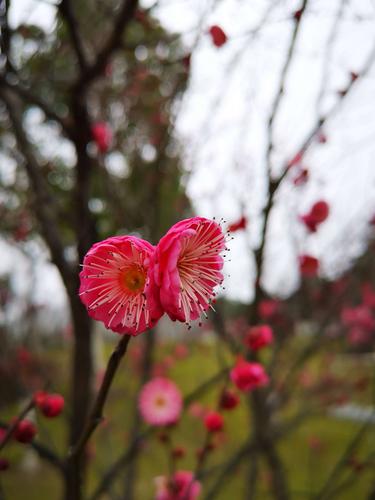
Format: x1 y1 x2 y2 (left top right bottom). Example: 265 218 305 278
3 0 375 312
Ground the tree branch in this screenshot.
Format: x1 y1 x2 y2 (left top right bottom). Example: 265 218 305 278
75 0 139 91
67 334 131 460
59 0 88 73
0 74 73 136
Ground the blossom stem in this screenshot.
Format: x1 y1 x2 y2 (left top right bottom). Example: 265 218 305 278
68 334 131 459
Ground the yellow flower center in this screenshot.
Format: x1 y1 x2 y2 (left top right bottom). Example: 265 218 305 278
154 395 166 408
121 266 146 293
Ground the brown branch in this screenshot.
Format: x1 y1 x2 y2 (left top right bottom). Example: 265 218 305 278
314 422 370 500
0 74 73 136
59 0 88 73
122 333 155 500
67 334 131 460
75 0 139 91
203 439 258 500
266 0 309 168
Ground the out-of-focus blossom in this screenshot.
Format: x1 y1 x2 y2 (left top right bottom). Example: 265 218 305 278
258 299 280 320
209 25 227 47
37 394 65 418
230 357 269 392
300 200 330 233
13 420 36 444
219 389 240 410
299 255 319 277
204 411 224 432
154 470 201 500
139 378 182 426
245 325 273 351
91 122 113 154
228 216 247 233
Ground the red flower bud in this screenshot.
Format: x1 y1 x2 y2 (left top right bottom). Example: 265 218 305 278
13 420 36 444
204 411 224 432
39 394 65 418
209 25 227 48
219 389 240 410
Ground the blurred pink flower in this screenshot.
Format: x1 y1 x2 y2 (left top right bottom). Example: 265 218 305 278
91 122 112 153
148 217 225 324
245 324 273 351
174 343 189 359
361 283 375 308
188 402 205 419
139 378 182 426
79 236 163 335
258 299 279 320
155 470 201 500
341 305 375 331
230 357 269 392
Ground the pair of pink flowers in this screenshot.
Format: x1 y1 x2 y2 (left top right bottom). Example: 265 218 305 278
79 217 225 335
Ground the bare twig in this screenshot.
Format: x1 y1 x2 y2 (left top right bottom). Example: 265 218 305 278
314 422 370 500
59 0 88 72
75 0 139 90
0 74 72 135
0 421 65 470
266 0 309 168
67 334 131 459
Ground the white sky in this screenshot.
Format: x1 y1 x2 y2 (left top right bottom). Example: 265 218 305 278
3 0 375 311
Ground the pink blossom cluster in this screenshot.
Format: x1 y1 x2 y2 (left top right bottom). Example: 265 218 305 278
79 217 226 336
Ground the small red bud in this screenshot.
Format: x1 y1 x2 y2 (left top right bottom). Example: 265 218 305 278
39 394 64 418
13 420 36 444
204 411 224 432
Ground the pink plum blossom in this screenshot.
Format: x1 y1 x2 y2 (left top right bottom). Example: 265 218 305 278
139 377 182 426
154 470 201 500
147 217 225 324
230 357 269 392
79 236 163 335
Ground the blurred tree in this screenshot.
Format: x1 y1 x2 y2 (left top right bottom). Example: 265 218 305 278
0 1 190 498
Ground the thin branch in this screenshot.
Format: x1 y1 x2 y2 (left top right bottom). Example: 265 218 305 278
316 0 348 112
0 74 73 136
67 334 131 460
0 422 65 470
314 422 370 500
203 439 257 500
75 0 139 91
59 0 88 72
266 0 309 168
